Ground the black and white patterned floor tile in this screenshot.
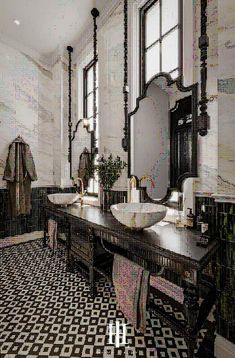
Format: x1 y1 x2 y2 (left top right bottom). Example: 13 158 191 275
0 240 209 358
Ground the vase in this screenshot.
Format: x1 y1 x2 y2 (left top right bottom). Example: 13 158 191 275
101 189 112 212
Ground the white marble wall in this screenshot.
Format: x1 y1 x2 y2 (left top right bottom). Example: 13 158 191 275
98 1 128 189
0 41 54 188
52 59 63 187
194 0 219 194
194 0 235 196
217 0 235 194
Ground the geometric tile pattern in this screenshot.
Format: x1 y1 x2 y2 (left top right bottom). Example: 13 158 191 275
0 240 208 358
0 231 43 249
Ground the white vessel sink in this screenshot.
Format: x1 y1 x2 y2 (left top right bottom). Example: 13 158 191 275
110 203 167 231
47 193 80 206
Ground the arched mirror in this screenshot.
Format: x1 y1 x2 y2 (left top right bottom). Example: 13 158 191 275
128 73 198 204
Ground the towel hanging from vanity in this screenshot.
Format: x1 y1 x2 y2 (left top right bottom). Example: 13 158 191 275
112 254 150 334
3 136 37 217
48 219 58 252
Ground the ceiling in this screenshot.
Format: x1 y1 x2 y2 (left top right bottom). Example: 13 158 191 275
0 0 107 57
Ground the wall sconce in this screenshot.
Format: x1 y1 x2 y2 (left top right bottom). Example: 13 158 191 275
83 118 94 133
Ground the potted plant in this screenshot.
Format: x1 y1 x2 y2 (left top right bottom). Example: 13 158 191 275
95 154 127 211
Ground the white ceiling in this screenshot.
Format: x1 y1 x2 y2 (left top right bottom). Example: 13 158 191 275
0 0 107 56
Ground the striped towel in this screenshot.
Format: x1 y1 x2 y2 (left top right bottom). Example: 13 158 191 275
48 219 58 252
112 254 150 334
150 275 184 304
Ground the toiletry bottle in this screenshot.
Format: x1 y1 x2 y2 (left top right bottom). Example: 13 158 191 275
200 205 208 234
187 208 194 228
196 207 203 232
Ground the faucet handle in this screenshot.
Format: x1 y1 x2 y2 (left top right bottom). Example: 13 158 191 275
81 190 87 197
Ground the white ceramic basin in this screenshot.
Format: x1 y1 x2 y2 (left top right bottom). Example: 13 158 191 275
110 203 167 231
47 193 80 206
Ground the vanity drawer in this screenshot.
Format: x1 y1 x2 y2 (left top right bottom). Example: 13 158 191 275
71 234 92 261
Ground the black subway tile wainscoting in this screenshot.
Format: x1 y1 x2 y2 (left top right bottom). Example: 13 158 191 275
196 195 235 347
0 187 76 238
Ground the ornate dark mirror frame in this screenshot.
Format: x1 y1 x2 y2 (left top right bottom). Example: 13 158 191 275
121 0 209 204
128 72 198 196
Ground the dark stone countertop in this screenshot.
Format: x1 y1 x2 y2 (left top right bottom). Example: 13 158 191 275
45 203 219 269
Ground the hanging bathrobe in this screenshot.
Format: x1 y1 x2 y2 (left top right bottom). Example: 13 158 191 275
3 136 37 217
78 147 92 189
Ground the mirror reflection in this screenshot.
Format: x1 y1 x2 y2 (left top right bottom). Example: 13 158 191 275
129 74 198 202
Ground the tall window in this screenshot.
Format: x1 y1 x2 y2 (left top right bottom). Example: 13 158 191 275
140 0 182 89
83 59 99 194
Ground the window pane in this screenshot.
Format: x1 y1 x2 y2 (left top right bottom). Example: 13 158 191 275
162 0 179 35
95 114 99 142
89 117 94 132
145 42 160 82
145 2 160 48
87 67 93 94
162 29 179 73
96 64 99 85
95 88 99 113
170 69 179 79
87 93 94 118
87 154 99 194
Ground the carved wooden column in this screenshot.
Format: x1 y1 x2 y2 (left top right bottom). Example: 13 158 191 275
91 8 99 154
67 45 73 177
88 227 96 298
198 0 209 136
122 0 129 151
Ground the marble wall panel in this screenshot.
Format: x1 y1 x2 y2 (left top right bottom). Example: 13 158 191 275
98 2 128 189
218 0 235 194
194 0 219 195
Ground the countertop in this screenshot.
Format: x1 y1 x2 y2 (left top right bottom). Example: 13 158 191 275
45 203 219 269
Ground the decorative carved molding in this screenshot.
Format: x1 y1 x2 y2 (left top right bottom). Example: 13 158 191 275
127 72 198 194
67 45 73 178
91 8 99 152
122 0 129 152
198 0 209 136
73 0 122 60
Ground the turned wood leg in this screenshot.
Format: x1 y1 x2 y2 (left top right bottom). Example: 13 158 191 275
187 339 196 358
89 265 96 298
88 227 95 298
67 252 75 273
66 219 74 272
43 214 48 248
184 285 199 333
183 284 199 358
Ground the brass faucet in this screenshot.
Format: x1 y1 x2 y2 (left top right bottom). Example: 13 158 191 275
73 177 85 206
130 175 137 189
128 176 138 203
140 175 155 188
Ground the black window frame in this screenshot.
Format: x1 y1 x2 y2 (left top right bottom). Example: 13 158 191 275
83 58 99 153
139 0 183 93
83 58 99 196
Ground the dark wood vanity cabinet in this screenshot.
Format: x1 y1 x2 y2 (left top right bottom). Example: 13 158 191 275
70 224 93 262
43 204 219 358
70 223 105 263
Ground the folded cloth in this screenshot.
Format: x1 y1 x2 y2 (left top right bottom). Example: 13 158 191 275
112 254 150 334
48 219 58 251
150 275 184 305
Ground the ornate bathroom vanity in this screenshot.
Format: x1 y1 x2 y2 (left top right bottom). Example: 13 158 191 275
43 203 219 358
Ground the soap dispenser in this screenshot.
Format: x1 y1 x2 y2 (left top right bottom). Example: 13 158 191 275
186 208 194 228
